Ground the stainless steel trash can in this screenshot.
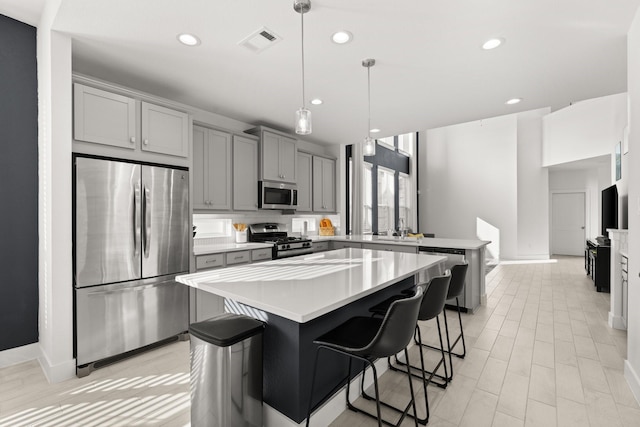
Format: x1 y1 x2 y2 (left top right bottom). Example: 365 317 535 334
189 313 265 427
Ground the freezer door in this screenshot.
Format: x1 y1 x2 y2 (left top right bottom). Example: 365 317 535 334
75 157 142 287
75 276 188 366
141 165 189 277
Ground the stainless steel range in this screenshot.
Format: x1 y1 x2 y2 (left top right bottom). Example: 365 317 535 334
248 223 313 259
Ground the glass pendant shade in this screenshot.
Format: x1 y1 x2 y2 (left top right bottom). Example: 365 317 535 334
363 136 376 156
296 108 312 135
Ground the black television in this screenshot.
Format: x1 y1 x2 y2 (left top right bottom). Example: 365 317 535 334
601 184 618 236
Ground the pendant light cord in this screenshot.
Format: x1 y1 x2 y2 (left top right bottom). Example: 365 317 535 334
367 65 371 138
301 10 306 108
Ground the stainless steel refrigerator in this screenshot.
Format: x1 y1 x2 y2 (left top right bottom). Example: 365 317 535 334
74 156 190 375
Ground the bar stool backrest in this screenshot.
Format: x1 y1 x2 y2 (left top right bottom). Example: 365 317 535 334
418 270 452 321
447 262 468 300
359 286 424 359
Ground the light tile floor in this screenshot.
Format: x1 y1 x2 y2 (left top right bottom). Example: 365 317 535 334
0 256 638 426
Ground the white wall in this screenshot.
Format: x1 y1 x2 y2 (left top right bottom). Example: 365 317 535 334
420 114 519 259
517 109 551 259
37 0 76 382
543 93 627 167
420 109 552 260
625 5 640 404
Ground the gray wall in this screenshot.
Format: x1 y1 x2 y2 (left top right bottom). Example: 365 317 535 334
0 14 38 351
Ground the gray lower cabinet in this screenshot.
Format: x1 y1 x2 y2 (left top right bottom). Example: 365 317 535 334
193 248 272 322
233 135 259 211
362 243 417 253
193 126 232 210
332 241 362 249
296 152 313 212
313 156 336 212
194 253 225 322
313 241 330 252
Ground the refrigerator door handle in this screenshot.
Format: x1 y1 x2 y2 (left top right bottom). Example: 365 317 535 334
143 185 151 258
134 182 141 257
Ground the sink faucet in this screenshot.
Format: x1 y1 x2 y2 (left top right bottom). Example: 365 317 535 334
399 218 407 239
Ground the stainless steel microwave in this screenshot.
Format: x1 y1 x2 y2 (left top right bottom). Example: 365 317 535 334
259 181 298 210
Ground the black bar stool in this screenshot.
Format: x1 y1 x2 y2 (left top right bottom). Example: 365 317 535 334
421 262 468 382
305 286 425 427
368 271 451 424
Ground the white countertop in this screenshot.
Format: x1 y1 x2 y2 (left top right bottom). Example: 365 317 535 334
310 234 490 250
193 242 273 256
177 248 446 323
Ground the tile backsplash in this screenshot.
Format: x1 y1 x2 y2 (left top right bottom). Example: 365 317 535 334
193 212 340 246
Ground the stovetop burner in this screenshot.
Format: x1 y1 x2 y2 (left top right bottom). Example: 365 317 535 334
247 222 314 258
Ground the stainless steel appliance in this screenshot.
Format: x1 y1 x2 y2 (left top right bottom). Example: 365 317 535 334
258 181 298 210
248 223 312 258
73 155 190 376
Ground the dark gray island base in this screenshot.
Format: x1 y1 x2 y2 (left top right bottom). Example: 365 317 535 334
177 249 447 424
231 277 414 423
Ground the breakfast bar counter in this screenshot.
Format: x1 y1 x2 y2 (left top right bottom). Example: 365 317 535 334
177 248 446 424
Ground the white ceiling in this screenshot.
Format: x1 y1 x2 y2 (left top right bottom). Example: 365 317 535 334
3 0 640 146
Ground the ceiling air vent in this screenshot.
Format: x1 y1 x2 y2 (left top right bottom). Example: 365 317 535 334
239 27 282 53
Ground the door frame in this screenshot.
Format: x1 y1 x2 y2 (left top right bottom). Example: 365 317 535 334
549 189 589 256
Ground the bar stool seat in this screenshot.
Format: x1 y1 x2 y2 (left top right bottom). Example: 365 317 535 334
305 287 424 427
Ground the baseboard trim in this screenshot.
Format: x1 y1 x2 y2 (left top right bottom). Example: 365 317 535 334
608 312 627 330
38 350 76 384
624 359 640 406
0 343 40 368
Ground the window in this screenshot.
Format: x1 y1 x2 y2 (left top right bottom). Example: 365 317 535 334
345 132 417 235
398 172 412 231
377 166 395 234
363 163 372 233
398 133 414 156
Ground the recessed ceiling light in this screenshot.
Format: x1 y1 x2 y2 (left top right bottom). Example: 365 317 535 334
332 31 353 44
505 98 522 105
482 38 504 50
370 128 381 133
177 33 201 46
310 98 323 105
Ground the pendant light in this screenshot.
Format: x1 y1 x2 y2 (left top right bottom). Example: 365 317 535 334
363 58 376 156
294 0 312 135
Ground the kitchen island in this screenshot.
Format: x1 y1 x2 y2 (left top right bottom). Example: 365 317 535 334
176 248 446 425
312 234 490 312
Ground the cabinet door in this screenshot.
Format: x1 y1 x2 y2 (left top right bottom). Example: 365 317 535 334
279 136 297 183
321 157 336 212
74 83 136 149
313 156 336 212
233 135 258 211
296 152 312 211
261 131 281 181
141 101 189 157
192 126 208 209
207 129 232 210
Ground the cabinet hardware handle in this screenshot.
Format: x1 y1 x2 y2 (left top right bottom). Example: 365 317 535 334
130 137 136 143
205 260 218 264
143 139 149 145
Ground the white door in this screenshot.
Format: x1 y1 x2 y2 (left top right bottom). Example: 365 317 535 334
551 192 585 256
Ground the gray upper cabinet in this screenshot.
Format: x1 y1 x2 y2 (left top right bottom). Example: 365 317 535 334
233 135 259 211
193 126 232 210
296 152 312 212
141 101 189 157
74 83 136 150
249 127 297 183
313 156 336 212
73 83 189 159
